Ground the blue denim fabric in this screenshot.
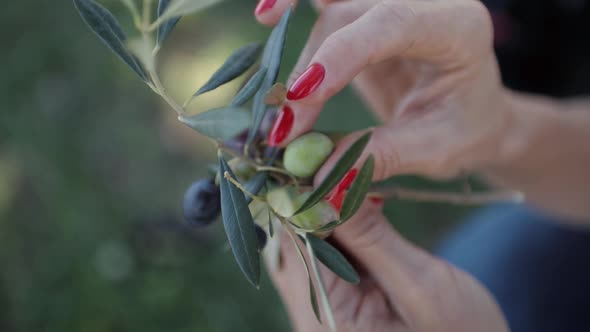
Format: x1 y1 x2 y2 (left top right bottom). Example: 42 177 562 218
437 204 590 332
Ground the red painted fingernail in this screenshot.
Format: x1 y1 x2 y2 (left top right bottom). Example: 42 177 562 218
255 0 277 16
287 63 325 101
327 191 346 211
325 168 358 210
369 197 384 205
267 106 294 146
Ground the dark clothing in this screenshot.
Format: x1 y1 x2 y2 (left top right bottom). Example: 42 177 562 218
437 205 590 332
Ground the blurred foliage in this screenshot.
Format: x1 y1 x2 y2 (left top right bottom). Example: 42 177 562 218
0 0 475 331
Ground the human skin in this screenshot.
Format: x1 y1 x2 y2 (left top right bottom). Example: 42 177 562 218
253 0 590 331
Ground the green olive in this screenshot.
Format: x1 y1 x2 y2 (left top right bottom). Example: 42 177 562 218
291 192 337 230
267 187 337 230
283 132 334 178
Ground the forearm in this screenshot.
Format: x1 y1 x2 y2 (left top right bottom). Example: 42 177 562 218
482 90 590 222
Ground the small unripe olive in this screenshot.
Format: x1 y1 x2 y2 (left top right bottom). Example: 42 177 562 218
283 133 334 178
291 192 338 230
267 187 337 230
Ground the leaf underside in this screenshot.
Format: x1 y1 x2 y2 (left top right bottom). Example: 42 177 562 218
178 107 251 140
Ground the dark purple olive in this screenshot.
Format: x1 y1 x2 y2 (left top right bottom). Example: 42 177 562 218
183 179 221 227
255 225 267 251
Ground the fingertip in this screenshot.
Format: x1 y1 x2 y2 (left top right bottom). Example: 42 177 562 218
254 0 296 26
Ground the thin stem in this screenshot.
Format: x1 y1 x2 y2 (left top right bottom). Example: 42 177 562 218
305 235 337 332
373 187 525 205
151 74 185 115
120 0 142 28
224 172 266 203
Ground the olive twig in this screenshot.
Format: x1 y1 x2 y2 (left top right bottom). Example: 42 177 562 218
224 172 267 203
372 187 525 205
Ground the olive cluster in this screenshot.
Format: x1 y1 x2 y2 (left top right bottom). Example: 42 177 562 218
183 131 336 248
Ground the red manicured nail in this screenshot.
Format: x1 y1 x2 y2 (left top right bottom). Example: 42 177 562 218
255 0 277 16
327 191 346 211
369 196 384 205
287 63 325 100
267 106 294 146
325 168 358 210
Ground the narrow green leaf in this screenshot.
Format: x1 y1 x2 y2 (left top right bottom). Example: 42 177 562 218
294 132 372 215
156 0 223 24
287 231 321 323
315 221 339 233
219 156 261 287
73 0 149 82
178 107 251 140
230 68 267 107
156 0 181 50
306 234 360 284
247 8 292 145
340 155 375 221
305 235 337 330
193 42 262 97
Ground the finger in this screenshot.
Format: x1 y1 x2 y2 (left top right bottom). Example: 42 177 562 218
317 117 467 185
267 1 375 147
254 0 298 26
328 201 443 327
282 0 492 127
288 0 493 103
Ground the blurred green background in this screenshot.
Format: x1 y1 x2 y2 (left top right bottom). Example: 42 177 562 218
0 1 477 331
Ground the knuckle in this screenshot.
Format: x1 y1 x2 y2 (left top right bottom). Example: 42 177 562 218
371 0 417 61
318 2 356 27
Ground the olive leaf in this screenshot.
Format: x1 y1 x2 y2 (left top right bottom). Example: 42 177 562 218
315 221 339 233
73 0 149 82
247 7 292 146
305 235 338 330
340 155 375 221
219 155 261 287
178 107 251 141
294 132 372 215
190 42 263 99
156 0 182 51
286 231 321 323
230 68 267 107
306 234 360 284
154 0 223 26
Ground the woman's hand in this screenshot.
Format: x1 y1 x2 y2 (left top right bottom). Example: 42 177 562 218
273 201 509 332
258 0 510 182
